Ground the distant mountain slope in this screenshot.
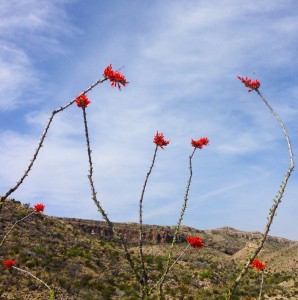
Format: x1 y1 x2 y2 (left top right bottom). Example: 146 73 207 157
0 199 297 299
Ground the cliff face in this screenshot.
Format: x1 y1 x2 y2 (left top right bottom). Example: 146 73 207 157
63 218 296 259
66 218 184 244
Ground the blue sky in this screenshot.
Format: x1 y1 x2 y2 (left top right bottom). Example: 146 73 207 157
1 0 297 240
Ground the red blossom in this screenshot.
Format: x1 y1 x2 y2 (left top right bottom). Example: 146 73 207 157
33 203 45 213
153 131 170 149
75 94 91 108
186 236 204 249
103 64 128 90
191 137 209 149
3 260 15 269
251 259 266 271
237 76 261 92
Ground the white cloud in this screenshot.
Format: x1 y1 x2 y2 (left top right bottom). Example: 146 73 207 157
0 0 76 110
1 0 297 240
0 44 37 110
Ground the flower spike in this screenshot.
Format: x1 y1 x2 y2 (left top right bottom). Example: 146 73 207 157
237 76 261 92
33 203 45 213
3 260 16 269
251 259 266 271
186 236 204 249
153 131 170 149
191 137 209 149
103 64 128 90
75 94 91 108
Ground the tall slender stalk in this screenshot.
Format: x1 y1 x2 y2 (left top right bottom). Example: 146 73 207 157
0 77 107 211
81 107 142 287
258 270 265 300
152 147 196 296
227 89 294 299
150 243 191 294
138 145 158 293
0 211 35 247
12 265 54 298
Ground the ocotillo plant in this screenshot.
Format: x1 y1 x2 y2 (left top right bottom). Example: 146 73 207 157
250 258 266 300
0 67 294 299
226 76 295 299
1 204 55 299
153 137 209 297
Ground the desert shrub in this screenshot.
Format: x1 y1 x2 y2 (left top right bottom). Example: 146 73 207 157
155 255 165 271
144 254 154 264
199 270 212 280
181 274 192 285
25 259 37 268
79 274 93 287
67 247 85 258
32 247 46 254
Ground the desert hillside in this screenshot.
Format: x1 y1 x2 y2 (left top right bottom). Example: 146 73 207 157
0 199 297 299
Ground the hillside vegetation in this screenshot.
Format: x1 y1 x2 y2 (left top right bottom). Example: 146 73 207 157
0 199 297 299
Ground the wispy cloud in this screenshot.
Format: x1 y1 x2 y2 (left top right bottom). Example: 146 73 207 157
0 0 76 110
1 0 297 240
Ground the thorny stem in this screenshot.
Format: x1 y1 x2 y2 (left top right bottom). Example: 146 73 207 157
12 266 52 291
150 244 191 294
0 211 35 247
139 145 158 292
81 107 142 287
150 148 196 296
227 89 294 299
0 77 108 211
258 270 265 300
257 90 294 167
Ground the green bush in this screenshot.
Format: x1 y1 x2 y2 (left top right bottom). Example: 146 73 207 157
25 259 37 268
199 270 212 280
67 247 85 258
32 247 46 254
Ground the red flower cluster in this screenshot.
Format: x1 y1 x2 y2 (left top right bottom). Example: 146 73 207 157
103 64 128 90
186 236 204 249
153 131 170 149
33 203 45 213
75 94 91 108
250 259 266 271
3 260 15 269
237 76 261 92
191 137 209 149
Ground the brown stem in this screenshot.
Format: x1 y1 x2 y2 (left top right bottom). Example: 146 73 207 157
0 77 107 210
150 243 191 294
227 90 294 299
0 211 35 247
12 266 52 291
257 90 294 167
81 107 142 286
258 270 265 300
138 145 158 291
